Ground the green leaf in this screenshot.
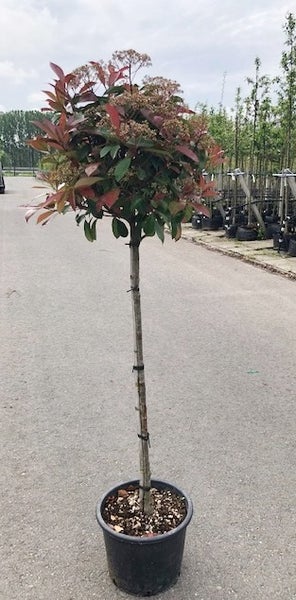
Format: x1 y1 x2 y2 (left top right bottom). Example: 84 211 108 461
74 176 102 188
112 217 129 238
136 167 147 181
117 220 129 237
84 219 94 242
155 220 165 242
130 196 145 211
114 157 131 182
112 217 120 238
90 220 97 241
110 144 120 159
125 137 155 149
99 143 120 159
100 145 112 158
75 213 85 225
76 145 90 161
156 210 171 226
169 200 183 216
87 200 103 219
182 204 194 223
171 220 182 241
104 84 126 95
142 147 170 157
143 214 156 236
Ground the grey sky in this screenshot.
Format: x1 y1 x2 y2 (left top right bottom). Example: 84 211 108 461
0 0 293 113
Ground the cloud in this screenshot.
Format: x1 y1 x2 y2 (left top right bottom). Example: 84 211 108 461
0 61 37 84
0 2 58 61
27 91 47 110
0 0 294 111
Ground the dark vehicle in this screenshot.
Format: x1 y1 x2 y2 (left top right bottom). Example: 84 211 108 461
0 163 5 194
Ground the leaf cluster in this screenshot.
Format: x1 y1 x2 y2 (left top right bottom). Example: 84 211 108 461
26 51 222 243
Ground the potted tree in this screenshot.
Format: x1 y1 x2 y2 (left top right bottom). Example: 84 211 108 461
26 50 222 596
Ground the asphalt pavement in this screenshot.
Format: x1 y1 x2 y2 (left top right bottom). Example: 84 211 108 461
1 178 296 600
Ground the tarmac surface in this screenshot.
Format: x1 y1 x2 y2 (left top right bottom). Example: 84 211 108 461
1 178 296 600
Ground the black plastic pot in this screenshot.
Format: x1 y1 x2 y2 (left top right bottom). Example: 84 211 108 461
201 215 223 231
225 223 238 238
273 232 279 250
96 479 193 596
288 238 296 256
265 222 280 239
236 226 258 241
191 214 202 229
274 232 292 252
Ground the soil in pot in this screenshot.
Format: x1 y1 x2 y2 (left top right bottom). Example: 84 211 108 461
96 480 193 596
102 485 187 537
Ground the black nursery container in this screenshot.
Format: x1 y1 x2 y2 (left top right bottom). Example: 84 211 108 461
96 479 193 596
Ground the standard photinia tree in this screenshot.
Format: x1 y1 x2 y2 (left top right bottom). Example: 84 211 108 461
27 49 223 514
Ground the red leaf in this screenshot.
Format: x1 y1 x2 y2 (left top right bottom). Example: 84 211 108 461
89 61 106 86
105 104 121 132
78 81 96 94
176 105 195 115
50 62 65 80
141 109 164 129
96 188 120 210
42 89 57 101
154 116 165 128
67 189 76 210
44 100 60 111
74 176 102 189
54 79 67 98
43 189 64 207
209 145 224 167
31 118 57 137
169 200 185 215
27 138 48 152
76 186 96 200
107 65 128 87
31 118 69 147
46 140 67 151
192 203 210 217
25 207 38 222
37 210 56 224
85 163 100 176
78 91 98 103
176 145 199 163
199 177 217 198
64 73 75 85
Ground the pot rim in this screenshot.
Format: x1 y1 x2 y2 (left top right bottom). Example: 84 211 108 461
96 478 193 544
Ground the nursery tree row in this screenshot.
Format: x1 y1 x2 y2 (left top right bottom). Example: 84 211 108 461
0 110 46 169
204 12 296 177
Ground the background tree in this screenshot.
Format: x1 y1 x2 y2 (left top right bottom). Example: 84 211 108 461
275 12 296 170
0 111 48 169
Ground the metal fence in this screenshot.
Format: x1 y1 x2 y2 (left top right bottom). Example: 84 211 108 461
2 166 37 176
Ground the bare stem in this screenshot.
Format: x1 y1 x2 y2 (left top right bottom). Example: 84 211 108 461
129 226 153 515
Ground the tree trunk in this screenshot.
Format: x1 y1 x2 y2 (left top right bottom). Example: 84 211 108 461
129 227 153 515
